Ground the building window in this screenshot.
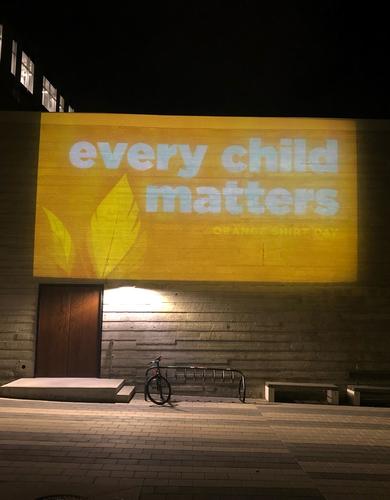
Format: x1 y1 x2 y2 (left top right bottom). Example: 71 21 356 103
0 25 3 61
11 40 17 75
42 76 57 111
20 52 34 93
59 95 65 112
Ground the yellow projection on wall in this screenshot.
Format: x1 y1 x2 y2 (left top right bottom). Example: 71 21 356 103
34 113 357 282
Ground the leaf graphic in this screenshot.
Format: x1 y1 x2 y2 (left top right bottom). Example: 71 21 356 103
42 207 73 274
89 174 141 278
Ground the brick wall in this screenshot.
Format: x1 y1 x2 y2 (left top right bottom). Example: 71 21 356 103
1 113 390 398
101 283 390 397
0 113 39 382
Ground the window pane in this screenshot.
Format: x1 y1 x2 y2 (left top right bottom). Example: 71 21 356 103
59 96 65 112
0 25 3 61
42 76 57 111
20 51 34 93
11 40 17 75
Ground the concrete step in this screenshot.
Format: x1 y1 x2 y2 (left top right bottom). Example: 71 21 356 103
0 378 126 403
115 385 136 403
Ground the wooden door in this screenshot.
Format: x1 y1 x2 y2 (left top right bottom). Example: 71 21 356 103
35 285 102 377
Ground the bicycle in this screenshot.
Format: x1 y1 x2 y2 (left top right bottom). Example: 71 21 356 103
144 355 172 405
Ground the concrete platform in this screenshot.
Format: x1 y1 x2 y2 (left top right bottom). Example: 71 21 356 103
0 378 135 403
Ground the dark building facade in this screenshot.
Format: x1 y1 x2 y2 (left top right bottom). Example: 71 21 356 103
1 20 390 403
1 112 390 400
0 21 74 112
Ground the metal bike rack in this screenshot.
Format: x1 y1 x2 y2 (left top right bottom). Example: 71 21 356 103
144 364 246 402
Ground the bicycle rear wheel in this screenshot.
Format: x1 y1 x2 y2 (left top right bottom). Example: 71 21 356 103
146 375 171 405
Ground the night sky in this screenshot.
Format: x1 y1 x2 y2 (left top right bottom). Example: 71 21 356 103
2 1 390 118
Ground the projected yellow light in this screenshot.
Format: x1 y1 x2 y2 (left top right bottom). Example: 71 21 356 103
34 114 357 282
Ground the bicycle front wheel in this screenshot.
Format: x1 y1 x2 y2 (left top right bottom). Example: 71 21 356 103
146 375 171 405
238 377 246 403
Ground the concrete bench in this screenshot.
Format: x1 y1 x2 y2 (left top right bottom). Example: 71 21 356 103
265 381 339 405
347 385 390 406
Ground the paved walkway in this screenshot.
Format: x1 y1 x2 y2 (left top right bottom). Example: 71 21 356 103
0 394 389 499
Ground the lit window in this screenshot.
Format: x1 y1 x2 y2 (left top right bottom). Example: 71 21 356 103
59 95 65 112
68 105 74 112
42 76 57 111
0 25 3 61
11 40 17 75
20 52 34 93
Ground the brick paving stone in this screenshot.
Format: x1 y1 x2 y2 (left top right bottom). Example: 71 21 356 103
0 394 390 499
